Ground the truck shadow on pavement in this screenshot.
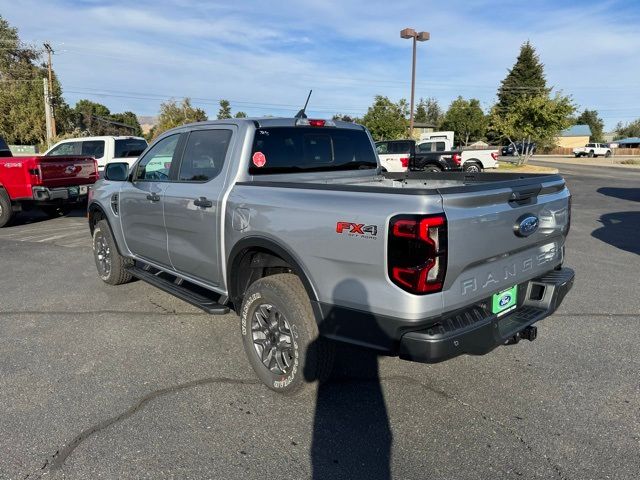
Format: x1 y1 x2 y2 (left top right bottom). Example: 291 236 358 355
8 206 86 227
305 280 392 480
596 187 640 203
592 211 640 255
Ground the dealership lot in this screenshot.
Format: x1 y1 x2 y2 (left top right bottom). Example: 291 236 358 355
1 163 639 479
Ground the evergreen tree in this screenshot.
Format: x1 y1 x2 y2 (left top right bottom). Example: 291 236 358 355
217 99 232 119
496 41 550 112
575 109 604 142
234 111 247 118
414 97 443 127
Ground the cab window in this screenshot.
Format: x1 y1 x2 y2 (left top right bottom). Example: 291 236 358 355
47 142 81 156
134 134 181 182
178 129 232 182
376 142 389 154
81 140 105 158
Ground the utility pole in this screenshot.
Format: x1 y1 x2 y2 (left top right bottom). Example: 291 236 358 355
400 28 430 137
43 43 57 137
43 78 53 147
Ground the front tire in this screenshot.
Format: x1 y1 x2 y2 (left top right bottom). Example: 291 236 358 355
605 151 612 158
0 189 13 228
240 273 334 394
92 219 133 285
588 151 595 158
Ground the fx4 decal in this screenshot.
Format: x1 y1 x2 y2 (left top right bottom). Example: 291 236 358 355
336 221 378 239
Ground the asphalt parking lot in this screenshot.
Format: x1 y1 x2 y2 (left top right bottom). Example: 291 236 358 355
1 162 639 480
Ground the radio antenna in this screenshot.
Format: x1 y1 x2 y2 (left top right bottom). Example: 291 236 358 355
295 90 313 119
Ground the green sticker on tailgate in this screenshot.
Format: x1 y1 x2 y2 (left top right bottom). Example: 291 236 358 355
492 285 517 315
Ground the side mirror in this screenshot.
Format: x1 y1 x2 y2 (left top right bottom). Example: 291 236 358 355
104 162 130 182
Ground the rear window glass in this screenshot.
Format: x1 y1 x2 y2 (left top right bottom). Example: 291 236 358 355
115 139 148 158
250 127 377 175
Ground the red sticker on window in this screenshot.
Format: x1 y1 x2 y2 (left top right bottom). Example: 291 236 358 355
252 151 266 168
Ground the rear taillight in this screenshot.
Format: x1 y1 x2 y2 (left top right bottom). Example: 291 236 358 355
400 157 409 168
388 214 447 294
565 195 572 235
491 152 498 160
452 153 461 165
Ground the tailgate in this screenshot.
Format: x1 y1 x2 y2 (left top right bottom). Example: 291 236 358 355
38 156 98 187
439 175 570 311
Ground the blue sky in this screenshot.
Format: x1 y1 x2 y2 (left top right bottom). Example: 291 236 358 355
2 0 639 129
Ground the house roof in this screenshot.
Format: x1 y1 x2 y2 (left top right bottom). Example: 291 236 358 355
561 124 592 137
616 137 640 144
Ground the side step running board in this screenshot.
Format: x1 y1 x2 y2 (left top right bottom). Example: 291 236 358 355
127 265 230 315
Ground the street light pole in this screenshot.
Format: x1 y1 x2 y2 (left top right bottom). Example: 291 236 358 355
400 28 430 137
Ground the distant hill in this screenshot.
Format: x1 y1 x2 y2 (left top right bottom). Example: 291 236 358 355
138 115 158 135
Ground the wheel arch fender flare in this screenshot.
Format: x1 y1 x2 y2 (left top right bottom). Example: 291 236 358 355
227 236 319 306
466 158 484 168
88 202 127 257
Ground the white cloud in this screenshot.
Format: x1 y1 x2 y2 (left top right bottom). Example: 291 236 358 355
1 0 638 127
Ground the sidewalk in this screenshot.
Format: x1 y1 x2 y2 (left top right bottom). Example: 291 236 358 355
528 155 640 169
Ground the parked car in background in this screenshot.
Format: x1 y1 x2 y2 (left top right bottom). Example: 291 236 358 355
0 136 98 227
501 142 537 157
376 139 461 173
0 137 13 158
44 136 148 171
418 131 499 172
88 117 574 393
572 143 611 158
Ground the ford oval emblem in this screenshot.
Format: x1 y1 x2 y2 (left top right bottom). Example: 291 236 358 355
514 214 539 237
499 294 512 307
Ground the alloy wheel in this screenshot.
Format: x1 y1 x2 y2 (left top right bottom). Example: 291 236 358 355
94 232 111 277
251 303 294 375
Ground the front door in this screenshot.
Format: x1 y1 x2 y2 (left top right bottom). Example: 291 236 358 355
120 133 183 268
163 127 235 286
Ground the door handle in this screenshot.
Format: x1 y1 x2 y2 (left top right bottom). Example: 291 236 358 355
193 197 213 208
146 193 160 202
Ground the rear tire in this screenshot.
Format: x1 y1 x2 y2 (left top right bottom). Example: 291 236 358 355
93 219 133 285
424 166 442 173
0 189 13 228
463 162 482 173
588 151 595 158
240 273 334 394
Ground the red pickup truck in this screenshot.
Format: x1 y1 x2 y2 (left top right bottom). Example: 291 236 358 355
0 137 98 227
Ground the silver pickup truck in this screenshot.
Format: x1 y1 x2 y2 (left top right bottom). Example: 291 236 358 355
88 117 574 393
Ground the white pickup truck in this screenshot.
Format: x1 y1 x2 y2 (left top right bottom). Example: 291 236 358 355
418 131 499 172
572 143 611 158
44 136 148 171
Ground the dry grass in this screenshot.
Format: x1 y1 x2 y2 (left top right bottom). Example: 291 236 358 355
619 159 640 165
497 161 558 174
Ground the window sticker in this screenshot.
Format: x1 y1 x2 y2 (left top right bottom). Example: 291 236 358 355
252 151 266 168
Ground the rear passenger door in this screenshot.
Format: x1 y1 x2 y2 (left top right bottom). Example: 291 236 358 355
163 127 235 287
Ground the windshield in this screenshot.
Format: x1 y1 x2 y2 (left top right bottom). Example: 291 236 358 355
115 139 148 158
250 127 377 175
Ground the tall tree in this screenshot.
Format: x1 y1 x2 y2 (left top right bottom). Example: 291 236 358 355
360 96 408 141
414 97 443 127
217 99 232 119
110 111 143 136
489 94 575 164
0 15 69 145
496 41 550 113
614 119 640 140
575 109 604 142
152 98 207 138
441 97 487 146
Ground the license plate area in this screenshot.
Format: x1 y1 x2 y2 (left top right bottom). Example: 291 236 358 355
492 285 517 316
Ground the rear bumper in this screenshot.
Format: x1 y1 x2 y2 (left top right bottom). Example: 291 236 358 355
32 185 89 202
398 267 574 363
